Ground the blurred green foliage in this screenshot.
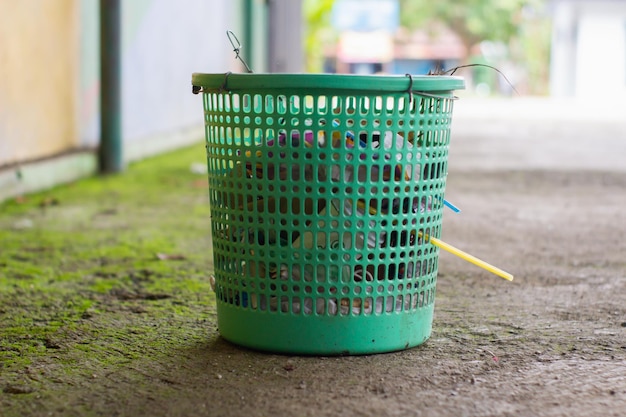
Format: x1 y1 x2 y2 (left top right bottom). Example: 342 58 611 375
398 0 550 94
398 0 542 50
304 0 337 72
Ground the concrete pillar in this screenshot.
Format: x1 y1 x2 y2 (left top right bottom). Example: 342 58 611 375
549 0 578 97
268 0 303 73
99 0 123 173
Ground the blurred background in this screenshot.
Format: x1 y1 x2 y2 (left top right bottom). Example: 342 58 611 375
1 0 625 202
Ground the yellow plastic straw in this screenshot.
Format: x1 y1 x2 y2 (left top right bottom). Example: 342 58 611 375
422 234 514 281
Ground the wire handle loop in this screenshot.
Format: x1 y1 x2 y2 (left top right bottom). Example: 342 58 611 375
227 30 253 73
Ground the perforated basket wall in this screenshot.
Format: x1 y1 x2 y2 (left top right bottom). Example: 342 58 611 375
192 73 464 355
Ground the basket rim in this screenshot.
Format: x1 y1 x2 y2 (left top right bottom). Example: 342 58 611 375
191 72 465 93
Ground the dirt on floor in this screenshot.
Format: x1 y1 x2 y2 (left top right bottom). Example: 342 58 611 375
1 99 625 417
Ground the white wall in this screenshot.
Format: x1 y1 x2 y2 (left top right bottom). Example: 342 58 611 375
550 0 626 98
575 10 626 98
78 0 243 160
122 0 241 157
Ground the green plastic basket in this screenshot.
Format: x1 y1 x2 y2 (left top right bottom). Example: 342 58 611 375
192 73 464 355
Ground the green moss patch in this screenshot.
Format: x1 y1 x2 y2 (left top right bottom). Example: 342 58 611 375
0 144 216 412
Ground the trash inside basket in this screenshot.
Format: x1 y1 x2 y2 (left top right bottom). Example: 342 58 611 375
192 73 464 355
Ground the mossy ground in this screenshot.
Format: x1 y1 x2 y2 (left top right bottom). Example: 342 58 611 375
0 143 217 413
1 142 625 417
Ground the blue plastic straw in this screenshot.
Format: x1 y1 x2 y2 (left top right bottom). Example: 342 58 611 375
443 199 461 213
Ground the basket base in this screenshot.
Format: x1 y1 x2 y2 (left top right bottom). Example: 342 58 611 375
216 303 435 355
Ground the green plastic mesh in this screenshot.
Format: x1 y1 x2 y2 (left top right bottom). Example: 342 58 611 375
193 73 463 354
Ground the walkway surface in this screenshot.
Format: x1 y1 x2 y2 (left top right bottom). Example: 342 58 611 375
450 97 626 172
1 97 625 417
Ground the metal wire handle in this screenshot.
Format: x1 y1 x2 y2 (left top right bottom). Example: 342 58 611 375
226 30 253 74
